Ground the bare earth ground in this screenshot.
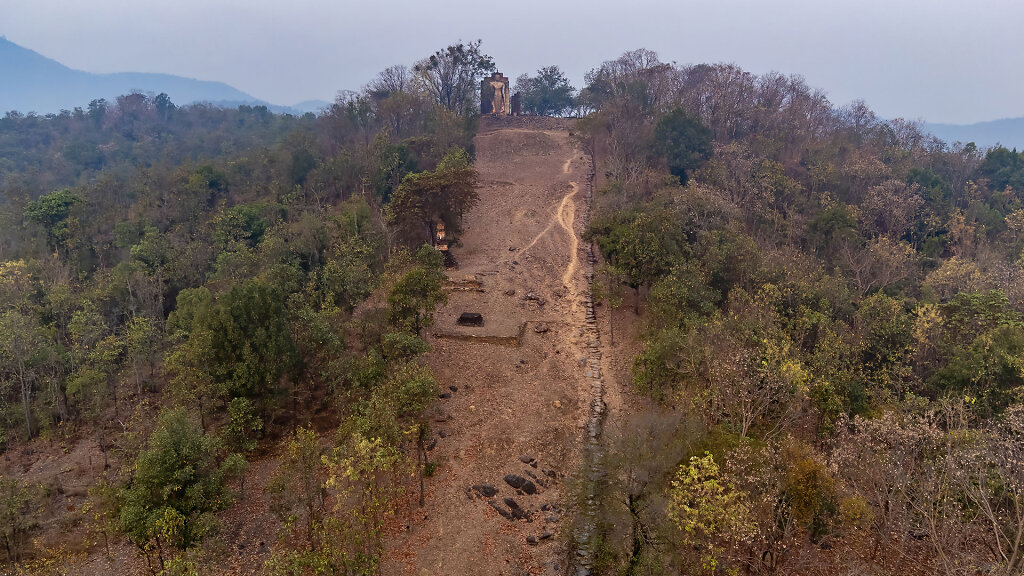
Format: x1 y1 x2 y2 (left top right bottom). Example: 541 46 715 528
381 117 597 576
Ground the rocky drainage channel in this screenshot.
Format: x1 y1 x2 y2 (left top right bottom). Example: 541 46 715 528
570 155 607 576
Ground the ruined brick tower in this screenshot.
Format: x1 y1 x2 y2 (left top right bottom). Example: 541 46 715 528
481 72 511 115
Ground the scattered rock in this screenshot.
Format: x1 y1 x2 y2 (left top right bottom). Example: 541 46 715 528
534 322 550 334
439 392 452 399
519 455 536 465
540 531 553 540
438 429 447 438
473 484 498 497
488 499 512 520
457 312 484 326
505 289 516 296
509 246 517 251
524 292 547 306
546 513 560 523
541 503 550 511
449 385 458 392
504 474 528 490
526 535 538 545
543 468 557 479
521 480 538 495
504 497 530 520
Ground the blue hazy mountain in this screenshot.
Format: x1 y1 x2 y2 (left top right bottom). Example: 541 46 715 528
0 37 317 115
924 118 1024 151
291 100 332 114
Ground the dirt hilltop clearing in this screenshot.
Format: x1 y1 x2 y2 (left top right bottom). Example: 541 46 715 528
382 116 597 575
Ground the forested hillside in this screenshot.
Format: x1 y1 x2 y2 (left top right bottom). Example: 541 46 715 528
0 41 491 574
4 40 1024 576
577 50 1024 575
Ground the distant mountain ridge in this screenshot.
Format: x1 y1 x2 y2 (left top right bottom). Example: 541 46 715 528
923 118 1024 151
0 37 323 115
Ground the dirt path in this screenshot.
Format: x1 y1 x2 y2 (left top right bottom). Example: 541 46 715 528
558 182 580 310
382 118 590 576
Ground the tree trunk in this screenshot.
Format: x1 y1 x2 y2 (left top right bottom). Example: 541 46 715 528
634 286 640 315
627 493 644 574
417 424 427 507
199 396 207 431
609 302 615 347
19 367 33 439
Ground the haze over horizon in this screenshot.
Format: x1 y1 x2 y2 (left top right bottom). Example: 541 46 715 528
2 0 1023 125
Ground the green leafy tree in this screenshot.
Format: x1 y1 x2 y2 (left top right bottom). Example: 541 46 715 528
648 260 721 331
208 280 299 399
119 409 240 568
386 246 447 336
268 426 326 550
0 475 43 562
668 452 755 573
165 289 220 427
0 310 56 439
784 452 838 541
978 146 1024 193
607 213 679 314
592 264 626 346
123 315 159 395
386 147 479 245
154 92 175 122
264 432 402 576
167 281 299 410
23 188 83 256
223 397 262 455
514 66 576 117
212 204 270 250
653 107 713 185
129 226 174 318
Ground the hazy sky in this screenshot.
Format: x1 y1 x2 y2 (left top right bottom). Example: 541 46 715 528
2 0 1022 124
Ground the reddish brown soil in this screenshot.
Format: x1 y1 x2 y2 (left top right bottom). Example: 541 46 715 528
380 117 597 576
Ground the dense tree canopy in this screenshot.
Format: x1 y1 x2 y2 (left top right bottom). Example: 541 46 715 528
514 66 576 117
653 107 713 184
7 40 1024 576
118 409 241 560
0 39 475 571
580 48 1024 575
